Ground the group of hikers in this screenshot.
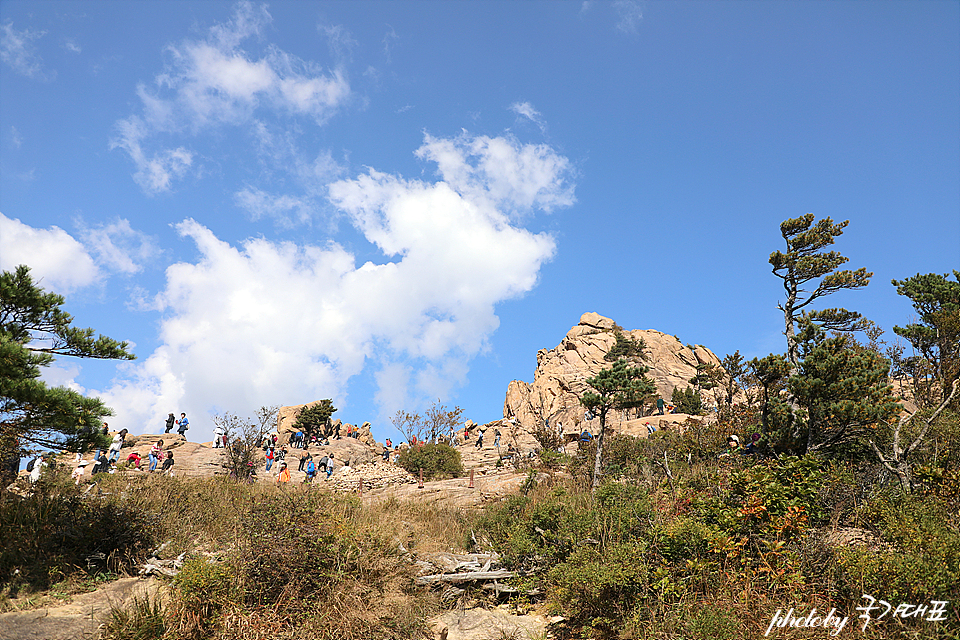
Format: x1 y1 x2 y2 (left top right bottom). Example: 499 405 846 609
259 432 340 483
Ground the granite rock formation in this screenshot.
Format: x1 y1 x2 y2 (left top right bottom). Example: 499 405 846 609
503 312 726 435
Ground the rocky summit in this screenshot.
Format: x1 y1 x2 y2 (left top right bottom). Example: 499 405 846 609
503 311 725 435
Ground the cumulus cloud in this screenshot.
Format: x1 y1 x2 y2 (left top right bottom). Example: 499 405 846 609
101 132 575 439
0 21 51 79
0 213 99 292
113 1 350 194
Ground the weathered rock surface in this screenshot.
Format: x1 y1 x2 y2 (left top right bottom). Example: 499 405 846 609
503 312 725 434
0 577 161 640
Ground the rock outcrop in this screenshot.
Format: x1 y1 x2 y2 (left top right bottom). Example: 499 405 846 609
503 312 726 434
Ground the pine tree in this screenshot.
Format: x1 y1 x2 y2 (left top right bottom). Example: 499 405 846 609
789 323 900 453
580 359 655 489
0 265 135 483
292 399 337 439
891 271 960 407
769 214 872 368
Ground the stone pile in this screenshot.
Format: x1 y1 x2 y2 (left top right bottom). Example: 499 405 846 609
328 461 418 492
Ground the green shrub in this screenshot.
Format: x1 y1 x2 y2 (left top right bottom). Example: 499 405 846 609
835 493 960 605
672 386 703 415
548 542 650 637
397 442 464 480
703 455 825 540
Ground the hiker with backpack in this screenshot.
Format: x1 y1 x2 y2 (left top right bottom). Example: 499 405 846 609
164 413 176 433
304 457 316 483
265 446 275 472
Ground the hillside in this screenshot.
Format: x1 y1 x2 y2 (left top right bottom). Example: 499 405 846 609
4 312 957 640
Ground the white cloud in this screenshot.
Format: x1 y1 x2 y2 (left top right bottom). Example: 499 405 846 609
234 187 313 226
113 2 350 194
510 101 547 134
382 25 398 63
10 126 22 148
64 39 81 54
101 132 574 439
412 132 575 217
77 217 159 274
40 361 86 394
0 213 99 293
0 21 52 79
111 116 194 195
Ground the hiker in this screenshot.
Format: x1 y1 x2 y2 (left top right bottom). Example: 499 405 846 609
107 429 128 463
298 451 312 472
161 451 175 473
72 459 89 484
213 423 224 448
164 413 176 433
318 454 329 475
149 439 164 472
494 429 501 447
743 433 761 455
645 422 657 435
28 452 46 483
385 437 392 449
276 462 291 484
656 397 665 415
265 446 275 472
475 427 485 449
722 434 742 457
176 413 189 437
325 453 335 479
304 457 316 483
276 446 287 462
579 430 593 442
91 452 110 475
126 451 142 469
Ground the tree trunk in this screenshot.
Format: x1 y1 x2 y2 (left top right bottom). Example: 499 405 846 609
783 294 799 369
592 410 606 490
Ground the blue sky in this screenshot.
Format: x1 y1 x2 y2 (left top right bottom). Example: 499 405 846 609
2 1 958 443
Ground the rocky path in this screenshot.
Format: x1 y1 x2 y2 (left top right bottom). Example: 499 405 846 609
0 577 160 640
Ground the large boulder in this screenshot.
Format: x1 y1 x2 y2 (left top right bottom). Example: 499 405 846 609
503 312 727 432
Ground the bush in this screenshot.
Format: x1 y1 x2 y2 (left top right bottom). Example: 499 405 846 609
0 479 156 596
835 493 960 605
397 442 464 480
672 386 703 415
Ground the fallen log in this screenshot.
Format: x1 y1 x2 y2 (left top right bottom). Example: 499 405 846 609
414 570 517 585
